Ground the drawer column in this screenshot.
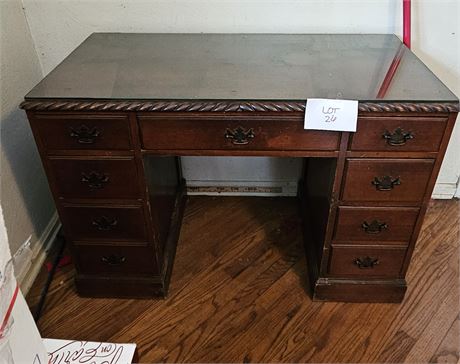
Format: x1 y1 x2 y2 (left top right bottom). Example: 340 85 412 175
26 111 184 298
309 113 457 302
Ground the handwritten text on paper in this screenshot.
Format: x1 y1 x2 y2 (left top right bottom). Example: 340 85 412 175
43 339 136 364
304 98 358 132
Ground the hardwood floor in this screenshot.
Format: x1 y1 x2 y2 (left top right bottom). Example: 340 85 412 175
27 196 459 363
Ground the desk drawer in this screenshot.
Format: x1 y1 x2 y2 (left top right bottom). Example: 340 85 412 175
48 157 141 200
74 244 158 276
62 204 148 242
334 206 419 243
33 113 132 151
342 159 434 204
328 245 406 278
139 115 339 151
351 116 447 152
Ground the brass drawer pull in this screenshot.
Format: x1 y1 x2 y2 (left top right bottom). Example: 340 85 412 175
101 254 126 266
69 125 101 144
225 126 255 145
372 176 401 191
81 172 109 189
383 127 413 146
92 216 118 231
354 256 379 269
362 220 388 234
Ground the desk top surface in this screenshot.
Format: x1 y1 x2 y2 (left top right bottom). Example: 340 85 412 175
26 33 457 103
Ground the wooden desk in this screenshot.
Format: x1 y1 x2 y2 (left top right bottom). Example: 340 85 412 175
21 34 458 302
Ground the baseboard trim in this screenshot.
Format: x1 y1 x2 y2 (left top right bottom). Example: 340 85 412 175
185 180 458 199
432 182 458 199
19 212 61 295
186 180 298 196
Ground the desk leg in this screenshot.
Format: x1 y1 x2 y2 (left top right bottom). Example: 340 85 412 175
142 156 186 297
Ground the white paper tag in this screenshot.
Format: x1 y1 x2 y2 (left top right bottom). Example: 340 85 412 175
304 98 358 132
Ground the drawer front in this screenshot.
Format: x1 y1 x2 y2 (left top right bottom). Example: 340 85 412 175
342 159 434 204
328 245 406 278
48 157 141 200
139 116 340 151
351 117 447 152
33 113 132 151
334 206 419 243
62 205 148 242
75 244 158 276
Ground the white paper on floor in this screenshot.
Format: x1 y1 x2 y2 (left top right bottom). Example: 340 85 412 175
43 338 136 364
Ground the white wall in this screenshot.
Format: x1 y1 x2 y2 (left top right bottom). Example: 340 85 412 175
22 0 404 74
0 0 56 276
412 1 460 198
20 0 460 197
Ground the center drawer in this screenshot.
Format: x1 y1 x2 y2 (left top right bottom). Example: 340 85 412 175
138 114 340 151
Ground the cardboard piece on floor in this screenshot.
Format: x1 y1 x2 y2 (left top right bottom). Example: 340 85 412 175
43 338 137 364
4 293 48 364
0 205 48 364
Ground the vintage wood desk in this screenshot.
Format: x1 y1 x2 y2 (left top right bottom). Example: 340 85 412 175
21 34 458 302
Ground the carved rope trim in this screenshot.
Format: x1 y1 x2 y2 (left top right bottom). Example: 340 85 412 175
20 99 459 113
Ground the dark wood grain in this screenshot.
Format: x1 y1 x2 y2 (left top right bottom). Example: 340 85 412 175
313 278 407 303
350 116 448 152
398 112 458 277
26 198 459 363
32 112 132 152
61 204 149 242
341 158 434 205
333 206 419 243
328 244 407 278
301 157 337 276
20 99 460 113
315 132 351 278
74 244 159 276
23 34 457 103
48 156 142 200
142 156 180 254
74 183 186 298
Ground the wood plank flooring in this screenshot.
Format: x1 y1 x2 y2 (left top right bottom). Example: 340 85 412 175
26 196 459 363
